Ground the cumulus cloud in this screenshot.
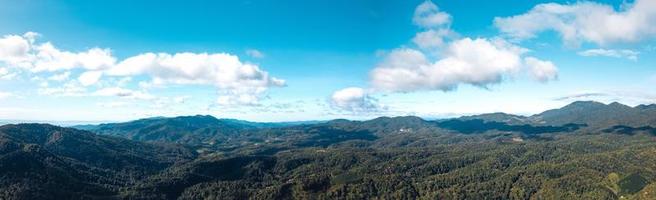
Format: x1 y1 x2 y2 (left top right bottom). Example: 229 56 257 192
78 71 103 86
33 43 116 72
411 1 455 50
106 53 283 87
412 29 455 49
0 32 285 105
105 52 285 105
0 33 116 72
0 33 33 66
371 38 552 92
369 2 557 93
524 57 558 82
494 0 656 46
245 49 264 58
578 49 639 61
413 1 451 28
330 87 384 113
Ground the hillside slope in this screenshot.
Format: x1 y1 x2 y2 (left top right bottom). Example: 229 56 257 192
0 124 196 199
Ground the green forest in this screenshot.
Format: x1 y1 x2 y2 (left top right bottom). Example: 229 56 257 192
2 101 656 199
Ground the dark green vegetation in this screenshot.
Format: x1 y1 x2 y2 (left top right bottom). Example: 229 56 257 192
0 124 195 199
2 101 656 199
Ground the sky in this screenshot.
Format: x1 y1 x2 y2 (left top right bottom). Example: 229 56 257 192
0 0 655 122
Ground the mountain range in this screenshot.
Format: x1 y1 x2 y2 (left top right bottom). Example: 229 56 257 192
75 101 656 145
463 101 656 128
2 101 656 199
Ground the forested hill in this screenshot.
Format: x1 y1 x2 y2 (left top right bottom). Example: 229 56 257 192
0 124 195 199
461 101 656 128
77 101 656 147
1 101 656 199
74 115 322 144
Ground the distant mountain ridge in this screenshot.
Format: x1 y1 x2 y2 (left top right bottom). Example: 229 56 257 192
75 115 246 144
462 101 656 129
75 115 325 145
458 112 529 125
68 101 656 147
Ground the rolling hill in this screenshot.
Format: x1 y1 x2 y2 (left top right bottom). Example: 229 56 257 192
2 101 656 199
0 124 196 199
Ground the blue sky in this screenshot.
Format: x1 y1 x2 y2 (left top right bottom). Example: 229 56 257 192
0 0 654 122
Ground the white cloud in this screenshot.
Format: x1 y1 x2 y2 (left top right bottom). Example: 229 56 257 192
578 49 639 61
0 67 16 80
413 1 451 28
412 29 454 49
411 1 455 51
32 43 116 72
330 87 383 113
371 38 551 92
554 90 656 105
524 57 558 82
246 49 264 58
106 52 285 105
553 92 608 101
0 32 286 106
78 71 103 86
0 33 116 71
0 91 13 99
47 71 70 82
494 0 656 46
106 53 284 87
369 2 558 93
0 33 32 66
115 77 132 87
37 82 87 97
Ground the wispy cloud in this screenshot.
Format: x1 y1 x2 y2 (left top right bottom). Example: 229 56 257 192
97 101 130 108
553 92 609 101
245 49 265 58
554 90 656 105
0 91 13 99
578 49 639 61
0 67 16 80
